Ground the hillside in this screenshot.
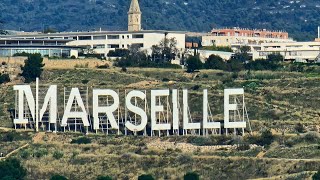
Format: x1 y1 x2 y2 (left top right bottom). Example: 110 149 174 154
1 63 320 179
0 0 320 41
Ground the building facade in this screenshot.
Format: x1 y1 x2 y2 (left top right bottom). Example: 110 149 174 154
0 0 186 58
253 41 320 62
202 27 294 52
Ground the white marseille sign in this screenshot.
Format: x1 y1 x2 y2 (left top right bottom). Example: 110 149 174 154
13 78 248 136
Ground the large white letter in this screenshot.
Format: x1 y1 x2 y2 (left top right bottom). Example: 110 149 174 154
125 90 148 132
151 90 171 131
203 89 220 129
39 85 57 124
61 88 89 127
93 89 120 130
14 85 35 124
224 88 246 128
172 89 179 130
183 89 201 130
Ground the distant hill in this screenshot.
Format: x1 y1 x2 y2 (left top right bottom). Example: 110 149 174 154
1 0 320 41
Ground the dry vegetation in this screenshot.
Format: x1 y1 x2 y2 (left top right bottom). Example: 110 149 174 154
1 67 320 179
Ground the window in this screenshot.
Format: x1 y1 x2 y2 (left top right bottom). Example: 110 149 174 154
93 36 106 40
78 36 92 40
132 43 144 48
107 35 119 39
107 44 120 48
127 35 130 39
93 44 105 49
122 35 125 39
132 34 144 39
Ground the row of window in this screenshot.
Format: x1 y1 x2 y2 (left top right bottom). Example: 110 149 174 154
77 34 144 41
92 43 144 49
0 48 71 57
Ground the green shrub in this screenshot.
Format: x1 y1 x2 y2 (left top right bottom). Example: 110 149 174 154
303 132 320 143
71 137 92 144
97 176 112 180
189 136 212 146
237 144 251 151
162 78 170 82
0 74 10 84
186 55 203 73
20 149 31 159
294 123 305 133
81 79 89 84
0 158 26 180
313 171 320 180
191 85 201 91
177 154 193 164
2 131 26 142
53 151 64 159
50 174 68 180
204 54 226 70
34 148 48 158
245 129 274 146
184 172 200 180
138 174 154 180
202 74 209 78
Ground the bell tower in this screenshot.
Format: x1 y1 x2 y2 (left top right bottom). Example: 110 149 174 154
128 0 142 31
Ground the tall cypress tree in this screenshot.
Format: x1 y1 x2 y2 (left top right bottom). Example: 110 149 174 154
21 53 45 83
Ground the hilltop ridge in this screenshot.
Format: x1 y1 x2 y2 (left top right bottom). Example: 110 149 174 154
0 0 319 40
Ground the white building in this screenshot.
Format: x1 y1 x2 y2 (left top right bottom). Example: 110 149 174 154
254 41 320 62
0 0 186 58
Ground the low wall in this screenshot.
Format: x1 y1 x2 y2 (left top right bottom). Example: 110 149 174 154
0 57 111 69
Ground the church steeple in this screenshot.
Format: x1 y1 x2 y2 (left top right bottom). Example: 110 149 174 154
128 0 142 31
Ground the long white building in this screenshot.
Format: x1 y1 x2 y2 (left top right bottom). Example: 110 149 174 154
0 0 186 58
253 41 320 62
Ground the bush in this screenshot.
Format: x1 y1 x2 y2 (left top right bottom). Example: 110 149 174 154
20 149 31 159
303 132 320 143
97 176 112 180
162 78 170 82
0 158 26 180
53 151 64 160
313 171 320 180
204 54 226 70
71 137 92 144
0 74 10 84
81 79 89 84
192 85 201 91
21 53 45 83
260 129 274 146
138 174 154 180
294 123 305 133
184 172 200 180
121 67 127 72
177 154 193 164
202 74 209 78
2 131 25 142
186 56 203 73
50 175 68 180
237 144 251 151
245 129 274 146
34 148 48 158
189 136 212 146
